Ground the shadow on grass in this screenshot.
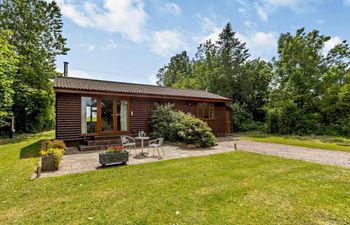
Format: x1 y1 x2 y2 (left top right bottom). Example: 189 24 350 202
20 140 41 159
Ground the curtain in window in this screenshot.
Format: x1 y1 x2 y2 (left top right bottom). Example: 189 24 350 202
120 100 128 131
81 98 87 134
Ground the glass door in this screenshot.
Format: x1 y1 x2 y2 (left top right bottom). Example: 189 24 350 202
100 97 114 132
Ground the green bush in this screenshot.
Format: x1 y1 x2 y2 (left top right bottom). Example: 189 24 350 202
150 103 178 141
175 111 216 147
40 148 64 167
231 103 264 131
40 139 66 151
150 103 216 148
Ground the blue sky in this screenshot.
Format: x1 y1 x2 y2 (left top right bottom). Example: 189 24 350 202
55 0 350 84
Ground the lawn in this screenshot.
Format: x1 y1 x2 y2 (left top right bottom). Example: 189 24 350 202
1 131 350 224
239 132 350 153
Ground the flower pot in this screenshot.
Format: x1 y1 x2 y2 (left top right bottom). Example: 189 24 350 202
41 155 58 171
99 151 129 166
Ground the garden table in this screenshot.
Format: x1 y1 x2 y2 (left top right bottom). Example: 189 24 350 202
135 136 150 156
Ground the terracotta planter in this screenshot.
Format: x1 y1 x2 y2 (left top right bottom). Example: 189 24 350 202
99 151 129 166
41 155 58 171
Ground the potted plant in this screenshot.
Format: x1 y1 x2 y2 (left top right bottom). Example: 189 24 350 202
40 148 65 171
99 145 129 166
40 140 66 171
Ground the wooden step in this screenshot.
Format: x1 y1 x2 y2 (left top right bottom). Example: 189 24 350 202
78 145 108 151
87 139 122 146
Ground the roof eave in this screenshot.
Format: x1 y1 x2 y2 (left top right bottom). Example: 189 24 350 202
54 87 230 102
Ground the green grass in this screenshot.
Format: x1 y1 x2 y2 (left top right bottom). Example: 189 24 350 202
239 132 350 153
1 131 350 224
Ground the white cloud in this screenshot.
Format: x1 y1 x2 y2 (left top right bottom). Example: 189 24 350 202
193 16 222 44
344 0 350 5
100 39 118 50
150 30 188 56
87 44 95 51
238 31 277 60
255 0 323 22
162 2 182 15
148 74 158 85
244 21 255 29
323 36 342 54
255 3 269 21
55 0 148 43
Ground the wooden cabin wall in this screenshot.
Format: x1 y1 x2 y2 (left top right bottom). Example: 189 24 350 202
55 93 228 142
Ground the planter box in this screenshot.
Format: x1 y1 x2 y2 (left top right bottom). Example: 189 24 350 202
99 151 129 166
41 155 58 171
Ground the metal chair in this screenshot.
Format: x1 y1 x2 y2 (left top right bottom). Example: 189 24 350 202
121 135 136 155
148 138 165 157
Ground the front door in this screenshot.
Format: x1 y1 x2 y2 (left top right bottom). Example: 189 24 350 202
100 97 114 132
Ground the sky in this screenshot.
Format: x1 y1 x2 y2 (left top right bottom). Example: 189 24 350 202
55 0 350 85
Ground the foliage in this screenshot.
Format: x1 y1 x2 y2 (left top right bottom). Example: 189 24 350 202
156 23 272 132
231 103 263 131
157 24 350 136
0 0 69 133
174 111 216 148
150 103 178 141
105 145 126 153
40 139 66 151
0 30 18 128
267 28 350 135
150 103 216 147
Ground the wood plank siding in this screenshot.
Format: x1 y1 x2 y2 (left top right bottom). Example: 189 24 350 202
56 93 231 141
56 93 81 140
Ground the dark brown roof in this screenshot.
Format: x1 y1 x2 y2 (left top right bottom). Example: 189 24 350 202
54 76 230 101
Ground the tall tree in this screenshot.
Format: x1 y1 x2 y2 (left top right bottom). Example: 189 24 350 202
156 51 192 87
0 0 69 132
0 30 18 128
267 28 350 135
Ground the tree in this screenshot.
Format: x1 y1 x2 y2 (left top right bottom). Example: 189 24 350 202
267 28 350 135
0 0 69 132
156 51 192 87
0 30 18 128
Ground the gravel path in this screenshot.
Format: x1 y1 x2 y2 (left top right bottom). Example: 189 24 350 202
237 139 350 168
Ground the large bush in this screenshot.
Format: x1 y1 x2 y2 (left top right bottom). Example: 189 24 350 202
150 103 216 148
150 103 178 141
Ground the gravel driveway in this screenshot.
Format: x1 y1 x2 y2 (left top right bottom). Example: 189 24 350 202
237 139 350 168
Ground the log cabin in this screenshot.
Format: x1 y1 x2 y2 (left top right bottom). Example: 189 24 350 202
54 76 232 149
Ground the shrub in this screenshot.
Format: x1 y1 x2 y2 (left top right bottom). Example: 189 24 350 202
40 148 64 168
150 103 216 148
150 103 178 141
175 111 216 148
51 140 66 149
40 139 66 151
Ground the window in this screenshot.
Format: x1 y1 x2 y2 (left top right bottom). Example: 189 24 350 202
81 96 129 134
117 99 128 131
198 103 215 119
81 97 97 134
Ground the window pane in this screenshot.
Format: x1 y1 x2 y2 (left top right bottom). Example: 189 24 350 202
117 99 128 131
101 98 113 132
203 103 209 118
82 97 97 134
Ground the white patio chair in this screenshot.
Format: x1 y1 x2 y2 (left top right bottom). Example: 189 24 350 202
148 138 165 157
121 135 136 155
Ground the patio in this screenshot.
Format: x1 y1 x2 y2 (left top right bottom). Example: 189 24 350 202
40 136 236 178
